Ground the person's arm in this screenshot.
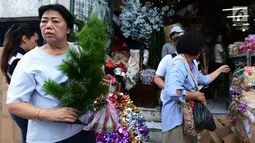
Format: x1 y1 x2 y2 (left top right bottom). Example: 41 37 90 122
7 59 77 123
154 55 172 89
8 102 77 122
154 75 164 89
165 61 205 103
7 66 56 120
208 65 230 81
197 64 230 85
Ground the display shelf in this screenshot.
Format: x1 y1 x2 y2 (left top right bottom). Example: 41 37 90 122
250 52 255 57
228 52 252 66
228 53 247 58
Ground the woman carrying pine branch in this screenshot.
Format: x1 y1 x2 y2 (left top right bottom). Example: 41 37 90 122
6 4 110 143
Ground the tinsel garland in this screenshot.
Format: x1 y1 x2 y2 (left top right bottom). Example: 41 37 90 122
96 92 150 143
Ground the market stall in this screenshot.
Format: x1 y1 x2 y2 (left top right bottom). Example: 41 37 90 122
107 0 179 108
228 35 255 67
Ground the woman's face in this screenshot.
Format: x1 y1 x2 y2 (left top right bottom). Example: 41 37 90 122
40 10 70 44
217 35 223 43
27 33 38 51
22 33 38 51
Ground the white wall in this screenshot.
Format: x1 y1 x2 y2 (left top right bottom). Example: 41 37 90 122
0 0 71 18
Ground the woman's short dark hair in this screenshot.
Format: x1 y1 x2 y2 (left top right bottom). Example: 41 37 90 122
176 32 206 56
1 23 37 82
38 4 73 30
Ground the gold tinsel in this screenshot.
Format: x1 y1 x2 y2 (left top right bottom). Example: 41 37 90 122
119 93 144 143
128 128 140 143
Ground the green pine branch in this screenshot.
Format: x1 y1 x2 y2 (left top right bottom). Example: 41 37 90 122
43 16 109 115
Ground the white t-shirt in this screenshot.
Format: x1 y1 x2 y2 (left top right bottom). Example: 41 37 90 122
7 43 90 143
155 54 199 102
214 43 224 64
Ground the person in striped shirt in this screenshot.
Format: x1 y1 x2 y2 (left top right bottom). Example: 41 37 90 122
0 23 38 143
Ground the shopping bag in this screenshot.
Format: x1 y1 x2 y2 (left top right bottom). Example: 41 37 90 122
194 101 216 131
181 101 198 136
86 102 120 133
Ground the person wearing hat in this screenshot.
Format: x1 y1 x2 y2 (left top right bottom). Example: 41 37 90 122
161 25 184 59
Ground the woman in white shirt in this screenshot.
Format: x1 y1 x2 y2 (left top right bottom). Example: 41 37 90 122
6 4 110 143
213 34 225 100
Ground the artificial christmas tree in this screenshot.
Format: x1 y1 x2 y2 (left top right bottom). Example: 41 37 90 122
43 16 109 116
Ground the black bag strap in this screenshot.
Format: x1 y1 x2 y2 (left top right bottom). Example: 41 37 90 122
171 53 177 58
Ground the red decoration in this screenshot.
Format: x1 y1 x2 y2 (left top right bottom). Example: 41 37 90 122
105 60 115 68
112 33 129 52
248 71 253 76
116 62 127 72
105 60 128 74
108 92 128 110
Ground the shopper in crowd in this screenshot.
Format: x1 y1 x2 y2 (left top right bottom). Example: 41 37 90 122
154 30 201 104
0 23 38 143
213 33 225 100
154 53 199 103
205 35 213 73
161 25 184 59
197 34 213 74
6 4 110 143
162 32 230 143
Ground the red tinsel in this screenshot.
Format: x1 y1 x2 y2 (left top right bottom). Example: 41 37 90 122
108 92 128 110
116 62 127 72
